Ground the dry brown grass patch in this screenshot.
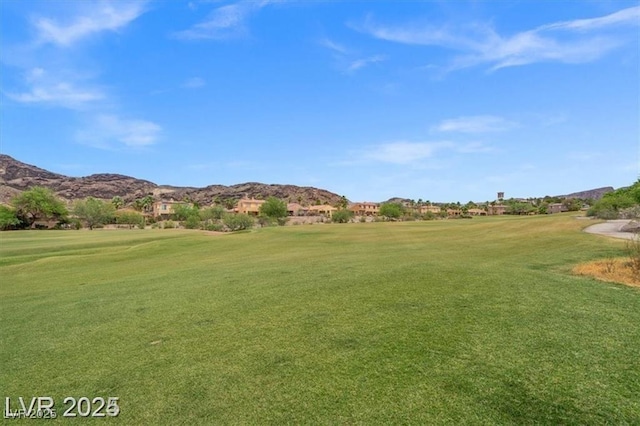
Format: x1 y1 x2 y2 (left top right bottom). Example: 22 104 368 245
573 258 640 287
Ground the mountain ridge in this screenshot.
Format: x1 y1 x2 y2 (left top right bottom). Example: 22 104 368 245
0 155 344 206
0 154 617 206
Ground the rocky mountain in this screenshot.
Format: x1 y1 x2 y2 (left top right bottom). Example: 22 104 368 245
559 187 614 200
0 155 344 206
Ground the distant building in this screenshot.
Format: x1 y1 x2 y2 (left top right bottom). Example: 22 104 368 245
497 192 505 200
548 203 568 214
235 198 265 216
152 200 188 219
349 202 379 216
308 204 337 217
487 204 508 215
419 205 441 215
286 203 307 216
468 208 487 216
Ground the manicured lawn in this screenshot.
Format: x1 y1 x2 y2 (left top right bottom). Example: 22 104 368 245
1 215 639 424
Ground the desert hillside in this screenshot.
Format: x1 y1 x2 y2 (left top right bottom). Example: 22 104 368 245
0 155 343 206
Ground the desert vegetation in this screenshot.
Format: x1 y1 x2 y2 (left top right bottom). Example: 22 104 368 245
587 180 640 219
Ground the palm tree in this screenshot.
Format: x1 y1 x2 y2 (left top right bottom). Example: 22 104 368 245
141 195 154 213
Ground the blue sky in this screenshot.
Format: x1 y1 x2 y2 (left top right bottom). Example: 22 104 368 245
1 1 638 203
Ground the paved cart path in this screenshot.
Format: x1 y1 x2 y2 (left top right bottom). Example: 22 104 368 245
583 220 635 240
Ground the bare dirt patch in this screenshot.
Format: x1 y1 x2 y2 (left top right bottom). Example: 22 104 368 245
573 258 640 288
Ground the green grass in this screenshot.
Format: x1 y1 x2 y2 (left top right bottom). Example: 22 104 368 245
1 215 639 424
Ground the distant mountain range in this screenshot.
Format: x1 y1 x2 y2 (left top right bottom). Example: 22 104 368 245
0 155 343 206
0 154 615 206
558 187 614 200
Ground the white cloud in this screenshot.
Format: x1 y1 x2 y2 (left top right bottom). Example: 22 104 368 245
183 77 206 89
347 55 387 73
456 142 495 153
364 141 453 164
433 115 517 133
355 5 640 71
33 2 147 47
6 67 104 109
77 114 162 149
319 37 387 74
539 6 640 32
173 0 281 40
338 139 495 167
318 37 349 55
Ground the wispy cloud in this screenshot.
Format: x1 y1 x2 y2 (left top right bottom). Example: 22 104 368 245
433 115 517 133
182 77 206 89
347 55 387 73
33 1 147 47
355 6 640 71
173 0 281 40
319 37 387 74
318 37 349 55
337 139 495 167
76 114 162 149
364 141 453 164
456 142 495 154
6 67 104 109
5 4 162 151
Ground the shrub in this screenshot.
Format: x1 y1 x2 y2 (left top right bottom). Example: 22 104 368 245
172 203 199 221
115 210 144 229
164 220 176 229
205 223 224 232
184 215 201 229
332 209 354 223
379 202 404 220
223 214 254 231
200 206 225 221
626 236 640 279
423 212 436 221
587 183 637 219
259 197 287 225
0 205 21 230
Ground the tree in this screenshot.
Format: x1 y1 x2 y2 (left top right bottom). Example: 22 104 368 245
73 197 115 230
172 203 198 221
111 196 124 210
200 206 225 221
115 210 144 229
141 195 154 212
563 198 583 212
12 187 68 228
379 202 404 220
337 195 349 209
259 197 288 225
134 195 154 213
223 213 254 231
223 198 236 210
0 205 21 230
332 209 354 223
